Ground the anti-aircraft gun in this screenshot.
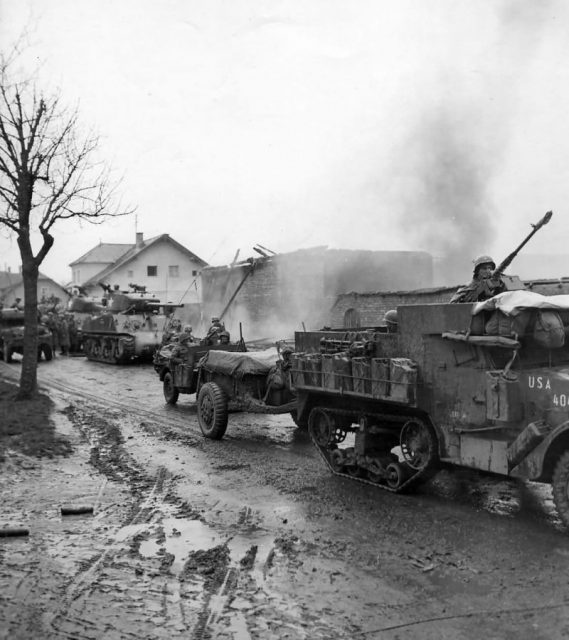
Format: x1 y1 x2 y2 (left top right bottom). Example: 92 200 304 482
451 211 553 303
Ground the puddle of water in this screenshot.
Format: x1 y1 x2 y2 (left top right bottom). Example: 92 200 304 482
134 517 275 579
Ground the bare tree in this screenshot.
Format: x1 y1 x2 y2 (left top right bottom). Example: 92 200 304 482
0 50 129 399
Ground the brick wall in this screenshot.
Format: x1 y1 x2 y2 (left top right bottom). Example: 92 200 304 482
330 287 456 328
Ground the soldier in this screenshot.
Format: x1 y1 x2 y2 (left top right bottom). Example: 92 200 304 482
46 312 60 356
450 255 506 304
161 317 182 346
179 324 195 345
10 297 22 309
205 316 225 345
58 314 71 355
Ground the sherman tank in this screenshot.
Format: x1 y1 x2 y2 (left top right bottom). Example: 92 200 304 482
81 287 170 364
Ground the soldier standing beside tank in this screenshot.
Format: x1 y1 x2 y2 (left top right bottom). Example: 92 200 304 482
46 312 60 356
58 314 71 356
450 255 507 304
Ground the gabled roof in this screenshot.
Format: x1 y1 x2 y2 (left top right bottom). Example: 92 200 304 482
69 243 133 266
82 234 208 287
0 271 68 295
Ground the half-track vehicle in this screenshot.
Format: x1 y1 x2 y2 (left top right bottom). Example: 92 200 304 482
291 289 569 527
0 308 53 363
81 286 171 364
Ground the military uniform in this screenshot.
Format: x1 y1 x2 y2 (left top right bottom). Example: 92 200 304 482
450 255 506 304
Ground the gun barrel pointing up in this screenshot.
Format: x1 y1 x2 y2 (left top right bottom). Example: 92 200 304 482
493 210 553 275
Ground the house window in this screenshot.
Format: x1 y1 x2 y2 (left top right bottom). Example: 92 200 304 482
168 265 179 278
41 287 47 298
147 266 157 277
192 270 198 277
127 270 133 278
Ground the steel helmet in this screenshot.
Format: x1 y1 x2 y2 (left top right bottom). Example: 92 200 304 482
473 255 496 270
384 309 398 325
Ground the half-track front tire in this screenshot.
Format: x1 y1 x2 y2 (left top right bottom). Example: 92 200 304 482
197 382 228 440
552 450 569 529
163 371 179 405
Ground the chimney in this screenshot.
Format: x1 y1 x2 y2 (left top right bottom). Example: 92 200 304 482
136 232 144 248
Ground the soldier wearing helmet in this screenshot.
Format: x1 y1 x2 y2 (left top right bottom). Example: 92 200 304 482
450 255 506 303
205 316 226 345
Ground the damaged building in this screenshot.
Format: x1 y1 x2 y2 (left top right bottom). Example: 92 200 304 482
199 247 433 339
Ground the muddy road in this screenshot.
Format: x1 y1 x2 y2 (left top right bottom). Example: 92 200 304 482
1 355 569 639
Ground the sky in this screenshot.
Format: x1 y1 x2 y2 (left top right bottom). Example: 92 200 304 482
1 0 568 286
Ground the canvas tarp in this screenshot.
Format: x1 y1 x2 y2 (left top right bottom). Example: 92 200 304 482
199 347 280 377
473 291 569 317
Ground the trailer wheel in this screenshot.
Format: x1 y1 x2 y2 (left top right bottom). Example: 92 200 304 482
197 382 228 440
552 450 569 528
163 372 179 405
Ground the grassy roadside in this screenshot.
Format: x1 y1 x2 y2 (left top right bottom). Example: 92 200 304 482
0 379 72 463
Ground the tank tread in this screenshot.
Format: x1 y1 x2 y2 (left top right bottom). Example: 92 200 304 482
83 333 136 364
308 407 438 493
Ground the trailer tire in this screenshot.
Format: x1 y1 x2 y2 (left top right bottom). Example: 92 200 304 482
163 371 179 405
552 450 569 529
197 382 228 440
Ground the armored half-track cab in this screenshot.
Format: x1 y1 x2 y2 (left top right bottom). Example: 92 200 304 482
293 290 569 526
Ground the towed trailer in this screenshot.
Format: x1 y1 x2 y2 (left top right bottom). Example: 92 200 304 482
194 347 297 439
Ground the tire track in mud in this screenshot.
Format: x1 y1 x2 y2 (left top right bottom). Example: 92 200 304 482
0 364 338 639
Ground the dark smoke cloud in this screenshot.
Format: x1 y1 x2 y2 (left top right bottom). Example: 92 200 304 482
392 106 496 273
389 1 556 285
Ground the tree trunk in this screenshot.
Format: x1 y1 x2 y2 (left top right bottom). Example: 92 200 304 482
16 261 39 400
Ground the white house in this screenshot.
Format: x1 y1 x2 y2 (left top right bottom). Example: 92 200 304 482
71 232 208 306
0 270 69 308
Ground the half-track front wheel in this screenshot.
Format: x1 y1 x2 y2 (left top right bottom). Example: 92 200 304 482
552 450 569 529
163 371 179 405
197 382 228 440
